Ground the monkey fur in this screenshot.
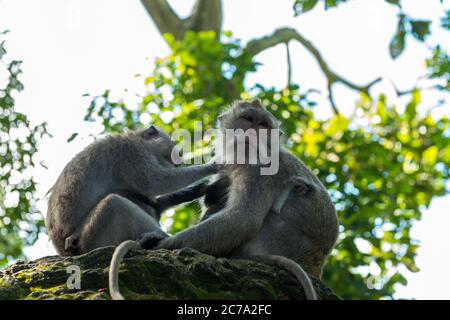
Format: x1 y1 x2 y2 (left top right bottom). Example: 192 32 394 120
46 126 218 256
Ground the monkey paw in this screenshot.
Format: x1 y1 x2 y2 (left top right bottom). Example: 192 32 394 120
137 230 169 250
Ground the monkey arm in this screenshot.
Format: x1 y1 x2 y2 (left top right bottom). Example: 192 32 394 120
156 207 263 256
156 180 209 213
156 173 277 256
127 159 218 198
153 164 218 195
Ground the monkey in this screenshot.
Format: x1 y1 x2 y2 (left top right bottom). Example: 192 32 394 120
154 100 338 273
45 125 219 256
108 100 338 300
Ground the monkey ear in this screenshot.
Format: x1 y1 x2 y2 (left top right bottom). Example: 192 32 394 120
143 125 159 139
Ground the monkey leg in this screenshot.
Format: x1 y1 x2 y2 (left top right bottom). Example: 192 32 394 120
66 194 163 255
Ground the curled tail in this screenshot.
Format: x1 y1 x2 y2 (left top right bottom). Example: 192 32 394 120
248 254 317 300
109 240 142 300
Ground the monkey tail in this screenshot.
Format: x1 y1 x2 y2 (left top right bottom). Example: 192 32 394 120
249 254 318 300
109 240 142 300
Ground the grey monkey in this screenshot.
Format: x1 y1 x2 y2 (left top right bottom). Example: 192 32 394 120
156 101 338 276
109 100 337 300
46 125 218 256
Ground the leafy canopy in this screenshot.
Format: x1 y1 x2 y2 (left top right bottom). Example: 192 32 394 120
0 31 48 266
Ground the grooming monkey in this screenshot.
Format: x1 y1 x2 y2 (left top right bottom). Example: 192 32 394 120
46 126 218 256
109 100 338 300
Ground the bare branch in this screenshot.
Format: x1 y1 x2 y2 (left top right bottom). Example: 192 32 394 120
140 0 185 40
285 41 292 88
246 28 382 113
389 79 442 97
327 83 339 115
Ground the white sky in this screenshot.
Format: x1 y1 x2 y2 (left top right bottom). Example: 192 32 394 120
0 0 449 299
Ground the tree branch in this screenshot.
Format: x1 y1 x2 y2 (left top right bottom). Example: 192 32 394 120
286 41 292 88
140 0 185 40
186 0 223 38
246 28 382 114
140 0 222 41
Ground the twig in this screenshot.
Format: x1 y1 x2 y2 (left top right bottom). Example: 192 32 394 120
246 28 382 114
286 41 292 88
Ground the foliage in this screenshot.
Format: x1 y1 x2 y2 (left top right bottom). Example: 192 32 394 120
0 31 49 266
85 23 450 298
426 45 450 91
293 0 349 14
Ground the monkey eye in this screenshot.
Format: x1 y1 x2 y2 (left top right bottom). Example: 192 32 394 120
241 115 254 123
294 183 310 195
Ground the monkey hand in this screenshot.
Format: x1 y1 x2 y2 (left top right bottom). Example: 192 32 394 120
137 230 170 250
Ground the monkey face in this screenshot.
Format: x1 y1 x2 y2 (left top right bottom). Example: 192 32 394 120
218 100 280 132
216 100 282 165
139 126 181 166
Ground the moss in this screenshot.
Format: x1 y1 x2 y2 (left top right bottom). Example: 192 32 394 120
15 271 30 283
0 247 341 300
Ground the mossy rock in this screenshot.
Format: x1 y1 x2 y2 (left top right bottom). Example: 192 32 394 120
0 247 340 300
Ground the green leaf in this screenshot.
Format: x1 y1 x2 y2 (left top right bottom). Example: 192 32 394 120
385 0 401 7
324 0 347 10
389 30 406 59
66 133 78 143
422 146 439 166
405 90 419 121
441 144 450 162
162 33 176 47
389 15 407 59
222 31 233 37
293 0 319 15
410 20 431 41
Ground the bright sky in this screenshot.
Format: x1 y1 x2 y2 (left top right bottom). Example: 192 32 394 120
0 0 449 299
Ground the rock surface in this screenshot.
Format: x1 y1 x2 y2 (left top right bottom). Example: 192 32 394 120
0 247 340 300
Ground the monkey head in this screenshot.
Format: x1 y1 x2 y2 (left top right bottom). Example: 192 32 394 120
216 100 282 165
137 126 183 166
218 99 280 132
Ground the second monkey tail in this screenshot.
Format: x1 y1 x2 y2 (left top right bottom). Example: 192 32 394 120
109 240 142 300
248 254 318 300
